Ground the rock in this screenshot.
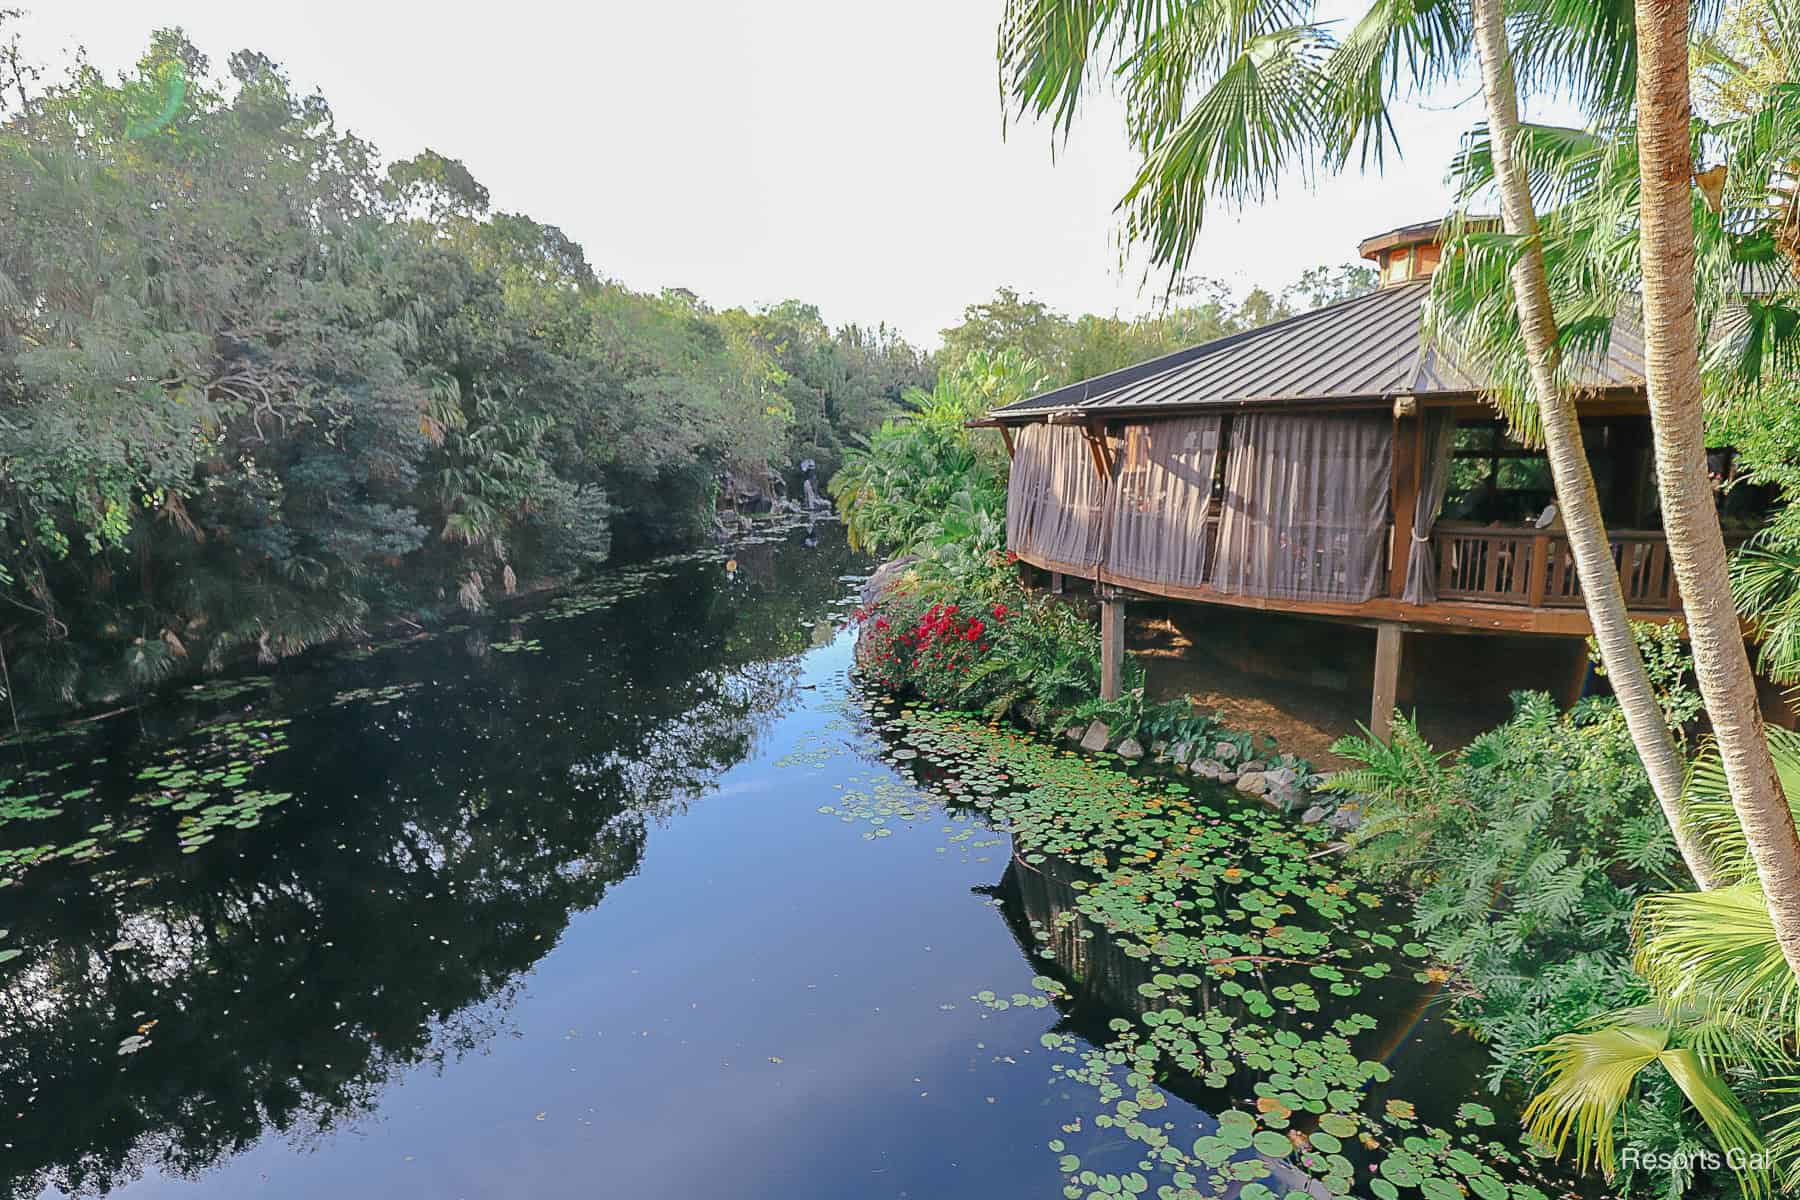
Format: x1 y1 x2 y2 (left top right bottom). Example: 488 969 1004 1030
1220 770 1239 785
1263 766 1303 810
1328 801 1365 832
1066 726 1085 743
1149 740 1168 759
1079 720 1111 754
1116 737 1145 761
859 556 919 606
1192 759 1224 780
1170 741 1194 766
1300 805 1329 825
1234 771 1268 796
1214 741 1239 764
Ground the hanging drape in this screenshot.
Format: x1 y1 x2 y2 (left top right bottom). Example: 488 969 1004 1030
1212 412 1394 601
1005 423 1107 569
1100 416 1224 589
1402 412 1458 604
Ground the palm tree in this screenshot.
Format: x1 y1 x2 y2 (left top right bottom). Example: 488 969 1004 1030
1465 0 1723 889
996 0 1718 889
1631 0 1800 977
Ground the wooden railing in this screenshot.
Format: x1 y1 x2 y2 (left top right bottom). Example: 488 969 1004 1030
1428 523 1691 611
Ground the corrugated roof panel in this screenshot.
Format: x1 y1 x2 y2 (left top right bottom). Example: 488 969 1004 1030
990 280 1649 419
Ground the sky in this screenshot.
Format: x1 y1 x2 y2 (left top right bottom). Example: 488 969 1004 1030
15 2 1552 348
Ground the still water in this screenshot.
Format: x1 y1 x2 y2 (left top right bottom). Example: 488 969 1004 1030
1 523 1501 1200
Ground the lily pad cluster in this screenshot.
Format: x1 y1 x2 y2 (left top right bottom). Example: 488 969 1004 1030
0 716 295 890
869 703 1566 1200
330 682 424 707
490 637 545 655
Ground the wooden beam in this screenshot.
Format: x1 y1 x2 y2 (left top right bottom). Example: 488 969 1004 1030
1100 595 1125 701
999 425 1016 460
1371 624 1404 740
1010 550 1695 637
1083 426 1110 481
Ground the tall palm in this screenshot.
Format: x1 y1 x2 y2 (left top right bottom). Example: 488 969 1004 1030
1466 0 1723 888
1633 0 1800 977
997 0 1717 889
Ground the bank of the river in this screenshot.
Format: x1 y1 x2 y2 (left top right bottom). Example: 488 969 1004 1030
1 523 1561 1200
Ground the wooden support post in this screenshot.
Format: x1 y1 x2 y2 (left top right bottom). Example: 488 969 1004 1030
1100 594 1125 701
1371 623 1404 741
999 425 1016 460
1565 643 1593 708
1050 571 1064 594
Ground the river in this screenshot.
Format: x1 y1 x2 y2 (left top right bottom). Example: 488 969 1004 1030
1 521 1543 1200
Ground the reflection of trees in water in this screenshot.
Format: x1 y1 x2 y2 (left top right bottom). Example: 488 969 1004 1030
0 530 862 1200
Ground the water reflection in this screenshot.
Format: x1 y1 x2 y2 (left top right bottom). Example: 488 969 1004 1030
0 528 864 1199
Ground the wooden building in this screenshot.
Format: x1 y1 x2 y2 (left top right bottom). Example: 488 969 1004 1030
980 221 1754 738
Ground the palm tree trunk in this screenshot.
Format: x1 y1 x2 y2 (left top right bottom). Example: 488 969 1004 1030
1634 0 1800 972
1469 0 1721 890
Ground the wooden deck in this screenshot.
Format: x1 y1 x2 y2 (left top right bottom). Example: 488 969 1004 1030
1020 521 1699 637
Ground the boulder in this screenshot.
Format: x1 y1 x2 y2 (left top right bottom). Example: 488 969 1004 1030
1300 805 1329 825
1263 766 1303 811
859 556 919 607
1234 771 1268 796
1079 721 1111 754
1214 741 1240 763
1066 726 1085 743
1192 759 1225 781
1170 741 1194 766
1220 770 1239 785
1116 737 1146 761
1328 801 1365 833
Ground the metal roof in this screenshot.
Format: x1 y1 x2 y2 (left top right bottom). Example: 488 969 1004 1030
989 280 1648 423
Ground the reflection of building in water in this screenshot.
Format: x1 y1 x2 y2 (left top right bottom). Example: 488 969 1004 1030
984 855 1333 1200
984 849 1496 1190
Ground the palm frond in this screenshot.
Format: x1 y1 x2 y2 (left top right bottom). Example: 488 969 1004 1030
1636 882 1800 1039
1524 1013 1768 1193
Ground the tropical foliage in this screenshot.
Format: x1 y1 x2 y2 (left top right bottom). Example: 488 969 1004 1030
0 26 929 712
1332 678 1800 1200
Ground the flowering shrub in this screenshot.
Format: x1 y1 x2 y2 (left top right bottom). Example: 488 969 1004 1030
855 601 998 696
852 576 1109 721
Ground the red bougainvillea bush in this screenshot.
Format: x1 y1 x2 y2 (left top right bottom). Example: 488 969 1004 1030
851 572 1108 720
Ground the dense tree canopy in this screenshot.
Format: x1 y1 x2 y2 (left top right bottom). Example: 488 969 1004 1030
936 267 1375 383
0 27 928 711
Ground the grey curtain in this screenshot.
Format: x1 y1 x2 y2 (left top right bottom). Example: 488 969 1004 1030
1402 412 1458 604
1005 423 1107 569
1100 416 1224 589
1212 412 1394 601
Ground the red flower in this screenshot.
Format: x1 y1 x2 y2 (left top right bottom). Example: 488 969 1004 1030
874 616 889 631
963 620 985 641
991 603 1008 620
1005 551 1019 563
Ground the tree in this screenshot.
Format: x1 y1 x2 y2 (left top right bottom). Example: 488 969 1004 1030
1463 0 1720 888
1632 0 1800 971
995 0 1719 889
938 287 1071 376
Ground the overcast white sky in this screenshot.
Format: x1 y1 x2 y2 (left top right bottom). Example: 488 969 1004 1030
18 2 1561 347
